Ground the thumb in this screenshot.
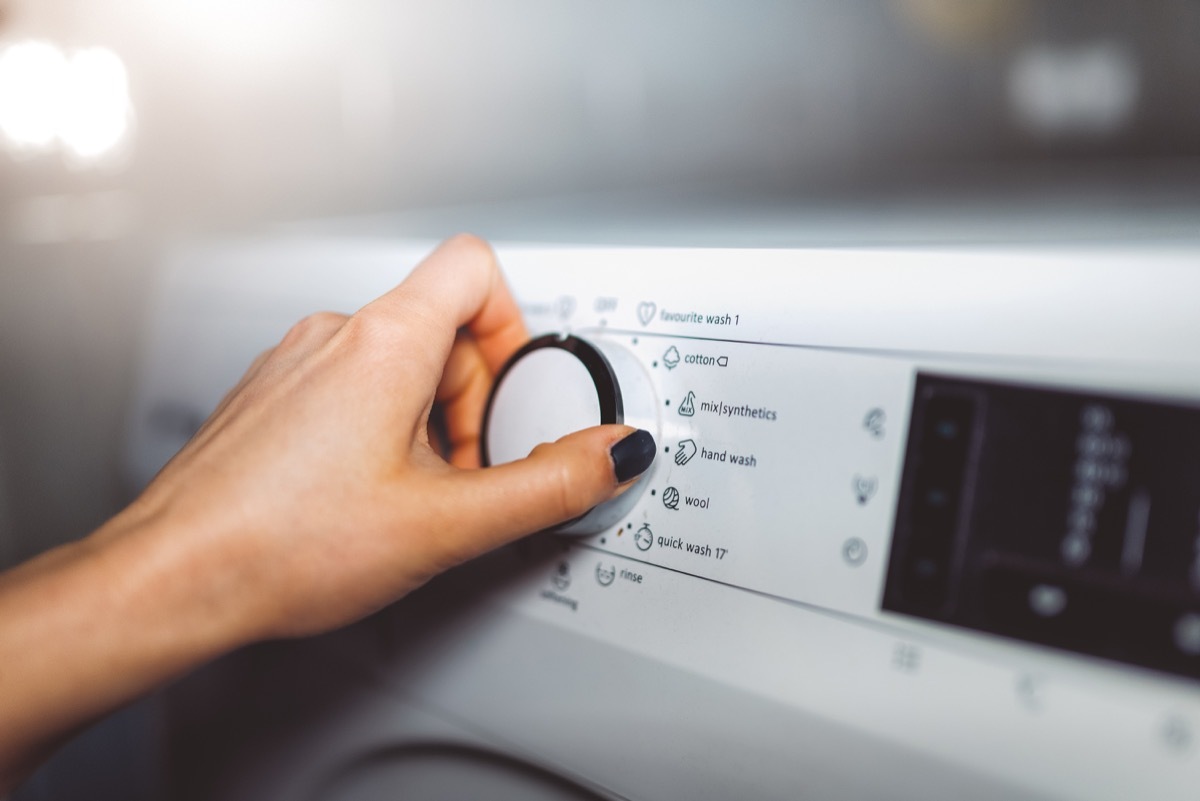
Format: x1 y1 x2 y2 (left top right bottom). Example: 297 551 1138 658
432 426 657 562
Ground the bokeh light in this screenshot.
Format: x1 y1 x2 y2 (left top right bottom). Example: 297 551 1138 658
0 40 133 164
59 48 132 161
0 40 68 152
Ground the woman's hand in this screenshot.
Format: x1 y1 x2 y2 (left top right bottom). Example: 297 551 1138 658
0 235 655 791
125 234 653 641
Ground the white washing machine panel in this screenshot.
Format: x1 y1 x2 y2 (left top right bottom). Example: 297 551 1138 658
127 237 1200 801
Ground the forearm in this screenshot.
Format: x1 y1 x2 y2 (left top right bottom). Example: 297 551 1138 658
0 504 254 792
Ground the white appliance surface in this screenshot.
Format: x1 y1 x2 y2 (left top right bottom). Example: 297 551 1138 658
128 236 1200 800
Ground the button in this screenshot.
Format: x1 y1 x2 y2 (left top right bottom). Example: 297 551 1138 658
1015 674 1045 712
1028 584 1069 618
979 567 1106 653
863 407 886 439
1162 717 1194 753
842 537 868 566
892 642 921 673
852 474 877 505
883 391 979 618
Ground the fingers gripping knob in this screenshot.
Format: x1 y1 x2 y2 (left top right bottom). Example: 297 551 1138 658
481 334 660 535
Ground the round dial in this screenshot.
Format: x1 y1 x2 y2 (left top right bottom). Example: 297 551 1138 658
481 334 659 535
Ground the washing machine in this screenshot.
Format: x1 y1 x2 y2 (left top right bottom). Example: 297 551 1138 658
125 213 1200 800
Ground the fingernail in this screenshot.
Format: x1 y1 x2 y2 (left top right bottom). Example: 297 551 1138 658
611 429 656 484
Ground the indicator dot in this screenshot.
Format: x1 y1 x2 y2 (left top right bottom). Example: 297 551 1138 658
650 489 657 496
632 338 638 345
1173 613 1200 656
664 446 670 453
626 523 632 530
599 319 608 327
926 489 950 508
914 558 939 579
1029 584 1068 618
600 538 607 545
934 420 959 440
1062 535 1091 566
665 400 671 406
652 361 658 368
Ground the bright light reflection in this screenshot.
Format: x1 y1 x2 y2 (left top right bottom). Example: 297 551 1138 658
60 48 131 160
0 41 133 164
0 41 68 151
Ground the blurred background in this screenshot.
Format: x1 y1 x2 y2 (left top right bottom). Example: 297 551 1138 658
0 1 1198 798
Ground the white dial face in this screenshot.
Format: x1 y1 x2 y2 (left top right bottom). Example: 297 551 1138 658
485 347 602 466
481 335 662 536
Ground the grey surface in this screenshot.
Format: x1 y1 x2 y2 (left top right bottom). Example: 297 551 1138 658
11 697 164 801
0 242 156 566
0 429 12 569
323 748 609 801
157 553 1055 801
0 243 160 800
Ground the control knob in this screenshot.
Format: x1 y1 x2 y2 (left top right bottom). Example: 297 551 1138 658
481 334 660 535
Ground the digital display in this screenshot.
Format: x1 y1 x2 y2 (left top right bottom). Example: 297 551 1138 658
884 374 1200 680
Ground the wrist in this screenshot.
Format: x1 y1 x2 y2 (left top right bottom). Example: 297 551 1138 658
0 500 261 779
90 497 266 668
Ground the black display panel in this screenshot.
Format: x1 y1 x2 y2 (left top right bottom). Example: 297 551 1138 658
884 374 1200 680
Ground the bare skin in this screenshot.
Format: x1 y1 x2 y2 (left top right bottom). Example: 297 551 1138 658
0 235 650 791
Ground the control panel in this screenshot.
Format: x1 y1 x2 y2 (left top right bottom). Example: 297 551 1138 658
484 326 1200 681
496 329 914 618
126 238 1200 801
887 374 1200 681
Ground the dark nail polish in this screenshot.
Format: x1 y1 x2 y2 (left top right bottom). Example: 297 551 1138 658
611 429 657 484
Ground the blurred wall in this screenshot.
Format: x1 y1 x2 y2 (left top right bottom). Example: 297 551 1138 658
1 0 1198 236
0 242 153 566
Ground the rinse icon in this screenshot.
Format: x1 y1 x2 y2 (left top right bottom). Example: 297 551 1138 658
595 563 616 587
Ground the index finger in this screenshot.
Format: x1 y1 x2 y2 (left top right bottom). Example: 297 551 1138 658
361 234 528 374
